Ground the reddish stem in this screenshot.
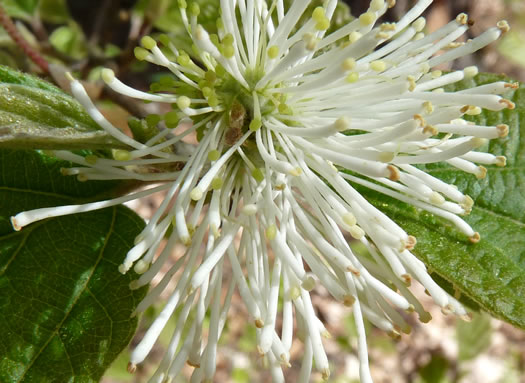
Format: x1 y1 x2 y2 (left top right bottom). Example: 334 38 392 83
0 4 49 73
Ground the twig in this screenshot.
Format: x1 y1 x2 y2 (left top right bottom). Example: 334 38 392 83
0 4 49 73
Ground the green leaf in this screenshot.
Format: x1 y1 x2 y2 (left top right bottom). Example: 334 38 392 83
358 74 525 329
38 0 70 24
418 354 450 383
0 65 127 150
457 312 492 361
2 0 40 20
0 149 147 382
48 24 88 60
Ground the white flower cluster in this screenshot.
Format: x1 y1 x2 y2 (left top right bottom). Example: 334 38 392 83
12 0 516 381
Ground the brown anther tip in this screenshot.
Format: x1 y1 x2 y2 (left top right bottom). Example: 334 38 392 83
495 156 506 167
504 82 519 89
127 362 137 374
386 0 396 8
280 354 291 367
497 20 510 33
187 360 201 368
322 368 331 381
460 313 473 322
255 318 265 328
347 266 361 276
403 325 412 334
456 13 468 25
405 235 417 250
388 330 401 340
343 295 356 307
424 288 431 296
413 113 425 126
475 166 487 179
401 274 412 286
469 232 481 243
423 125 438 136
499 99 515 109
467 19 475 27
460 105 470 113
387 165 400 181
441 305 453 316
497 124 509 138
406 304 415 313
419 312 432 323
256 346 265 356
10 217 21 231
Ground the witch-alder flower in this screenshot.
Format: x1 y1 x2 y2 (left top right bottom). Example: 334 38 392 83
12 0 516 381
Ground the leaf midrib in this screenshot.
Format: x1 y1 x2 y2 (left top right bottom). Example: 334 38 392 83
14 207 117 383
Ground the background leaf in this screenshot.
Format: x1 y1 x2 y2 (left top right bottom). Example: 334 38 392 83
0 65 127 150
358 74 525 329
0 149 147 382
457 313 492 361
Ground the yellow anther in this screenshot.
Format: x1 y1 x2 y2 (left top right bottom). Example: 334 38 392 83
370 0 385 12
316 17 330 31
431 70 442 78
456 13 468 25
466 106 482 115
495 156 506 167
211 177 223 190
267 45 279 59
208 149 220 161
413 17 426 32
430 192 445 205
370 60 386 72
249 118 262 131
312 6 325 22
379 151 395 163
190 187 203 201
141 35 156 50
342 212 356 227
342 58 356 71
407 75 417 91
359 12 376 26
134 47 149 61
349 225 365 239
345 72 359 83
113 149 132 161
101 68 115 84
301 276 316 291
463 66 478 78
266 224 277 240
348 31 362 43
334 116 350 131
380 22 396 31
423 101 434 114
177 96 191 110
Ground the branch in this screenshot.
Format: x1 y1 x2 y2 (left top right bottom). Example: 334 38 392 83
0 4 49 73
